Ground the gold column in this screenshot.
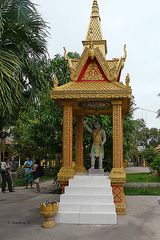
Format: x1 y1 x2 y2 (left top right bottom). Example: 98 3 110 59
57 105 75 190
75 115 86 173
112 100 123 168
109 100 126 214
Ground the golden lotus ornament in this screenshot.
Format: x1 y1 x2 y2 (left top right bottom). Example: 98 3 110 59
40 201 58 228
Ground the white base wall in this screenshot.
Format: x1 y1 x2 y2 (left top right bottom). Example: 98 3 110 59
55 175 117 225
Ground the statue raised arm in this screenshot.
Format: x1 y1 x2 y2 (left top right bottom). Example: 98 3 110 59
84 121 106 170
83 120 92 134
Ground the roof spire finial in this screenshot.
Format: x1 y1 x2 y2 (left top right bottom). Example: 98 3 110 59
82 0 107 56
85 0 103 41
91 0 100 18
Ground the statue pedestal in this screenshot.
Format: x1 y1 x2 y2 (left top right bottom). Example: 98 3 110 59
88 168 104 175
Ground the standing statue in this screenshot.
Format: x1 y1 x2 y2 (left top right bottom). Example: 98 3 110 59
84 121 106 170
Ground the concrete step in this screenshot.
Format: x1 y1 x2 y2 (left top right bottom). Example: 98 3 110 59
65 186 112 195
69 175 111 187
56 174 117 225
55 212 117 224
59 203 116 212
60 194 114 204
74 175 109 180
69 180 110 187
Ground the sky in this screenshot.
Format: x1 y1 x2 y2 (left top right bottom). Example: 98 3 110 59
33 0 160 129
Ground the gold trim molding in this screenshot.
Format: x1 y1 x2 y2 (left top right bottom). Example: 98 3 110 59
109 168 126 183
57 167 75 182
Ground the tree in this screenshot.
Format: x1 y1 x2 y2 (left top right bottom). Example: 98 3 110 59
12 92 61 160
12 53 79 161
150 155 160 175
143 147 157 166
148 128 160 147
0 0 49 159
131 119 150 148
0 0 48 120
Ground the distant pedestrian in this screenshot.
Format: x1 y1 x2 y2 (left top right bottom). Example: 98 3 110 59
0 158 14 193
32 160 42 193
24 157 33 189
10 157 19 189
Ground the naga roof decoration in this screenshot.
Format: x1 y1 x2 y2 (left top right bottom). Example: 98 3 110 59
51 0 132 114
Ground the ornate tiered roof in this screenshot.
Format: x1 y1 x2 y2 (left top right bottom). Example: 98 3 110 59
51 82 131 99
51 0 132 115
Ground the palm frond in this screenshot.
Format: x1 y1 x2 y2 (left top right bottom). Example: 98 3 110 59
157 110 160 118
0 49 22 115
0 0 49 121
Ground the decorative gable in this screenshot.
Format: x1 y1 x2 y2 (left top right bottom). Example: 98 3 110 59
77 58 108 82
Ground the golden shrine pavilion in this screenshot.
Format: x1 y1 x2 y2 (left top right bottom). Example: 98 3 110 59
51 0 132 214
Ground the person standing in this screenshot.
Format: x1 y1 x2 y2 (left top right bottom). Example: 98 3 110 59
0 158 14 193
24 157 33 189
32 160 41 193
10 157 19 189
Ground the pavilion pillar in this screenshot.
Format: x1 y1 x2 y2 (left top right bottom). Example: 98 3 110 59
75 115 86 173
57 104 75 192
110 100 126 214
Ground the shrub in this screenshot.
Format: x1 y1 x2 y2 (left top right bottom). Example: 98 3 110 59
150 155 160 175
143 148 157 166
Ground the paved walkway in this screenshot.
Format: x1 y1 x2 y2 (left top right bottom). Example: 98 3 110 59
125 166 150 174
0 167 160 240
0 176 160 240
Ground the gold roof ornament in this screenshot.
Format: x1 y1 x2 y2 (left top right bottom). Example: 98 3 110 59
82 0 107 56
51 0 132 115
63 47 74 71
125 73 130 87
86 0 102 40
123 44 127 61
63 47 77 81
52 75 59 89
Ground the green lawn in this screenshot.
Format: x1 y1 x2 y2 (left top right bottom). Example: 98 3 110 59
126 173 160 182
124 187 160 195
15 175 53 186
14 173 160 186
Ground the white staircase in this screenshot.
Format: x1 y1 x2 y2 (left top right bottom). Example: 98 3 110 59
55 174 117 224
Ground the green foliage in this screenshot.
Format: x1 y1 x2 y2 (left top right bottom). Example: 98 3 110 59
150 155 160 175
133 119 149 147
15 178 26 186
143 148 157 165
123 115 136 159
148 128 160 147
43 165 61 179
124 187 160 195
0 0 48 124
123 97 139 159
124 113 160 161
126 173 160 182
17 165 25 179
12 53 79 161
12 91 62 160
48 52 80 87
